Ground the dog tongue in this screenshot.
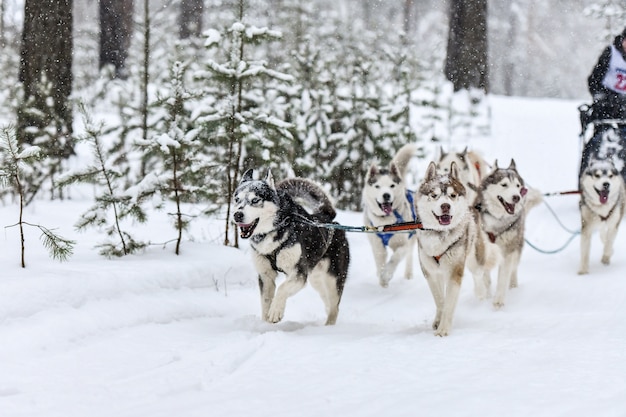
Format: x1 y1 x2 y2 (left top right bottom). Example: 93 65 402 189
381 203 393 215
599 190 609 204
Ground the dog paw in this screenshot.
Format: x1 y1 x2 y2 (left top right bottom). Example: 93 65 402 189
492 301 505 310
434 327 449 337
601 256 611 265
267 305 284 323
577 269 588 275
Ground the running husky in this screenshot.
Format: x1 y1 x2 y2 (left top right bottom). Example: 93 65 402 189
472 160 542 308
415 161 489 336
437 146 490 203
578 158 626 275
232 169 350 325
362 143 417 287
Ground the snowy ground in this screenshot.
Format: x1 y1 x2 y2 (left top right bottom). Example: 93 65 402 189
1 96 625 417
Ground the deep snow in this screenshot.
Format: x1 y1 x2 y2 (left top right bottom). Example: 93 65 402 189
1 96 625 417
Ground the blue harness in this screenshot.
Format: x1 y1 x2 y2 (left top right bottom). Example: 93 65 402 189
374 190 417 247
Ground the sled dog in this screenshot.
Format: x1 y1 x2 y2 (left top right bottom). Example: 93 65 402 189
578 158 626 275
472 160 542 308
232 169 350 325
362 143 417 287
437 146 490 202
415 161 486 336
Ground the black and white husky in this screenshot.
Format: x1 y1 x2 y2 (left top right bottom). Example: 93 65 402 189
232 169 350 325
362 144 417 287
578 158 626 275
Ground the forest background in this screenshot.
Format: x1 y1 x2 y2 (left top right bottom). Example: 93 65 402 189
0 0 624 261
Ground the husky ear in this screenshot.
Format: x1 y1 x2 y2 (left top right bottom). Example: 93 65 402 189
390 161 400 178
439 146 447 159
508 159 517 171
367 162 379 178
264 170 276 191
450 161 459 179
459 147 468 159
425 161 438 180
493 160 499 170
241 169 254 182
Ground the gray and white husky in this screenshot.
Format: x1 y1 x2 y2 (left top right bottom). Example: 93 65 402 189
415 161 486 336
437 146 490 203
232 169 350 325
472 160 542 308
362 143 417 287
578 158 626 275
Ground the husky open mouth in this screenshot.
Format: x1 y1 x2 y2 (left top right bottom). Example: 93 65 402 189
238 218 259 239
498 196 516 215
378 201 393 215
595 187 610 204
434 213 452 225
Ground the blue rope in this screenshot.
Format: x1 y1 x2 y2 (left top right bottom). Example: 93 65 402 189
524 199 580 254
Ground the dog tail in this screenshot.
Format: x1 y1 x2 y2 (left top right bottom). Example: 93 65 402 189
277 178 336 221
392 143 418 178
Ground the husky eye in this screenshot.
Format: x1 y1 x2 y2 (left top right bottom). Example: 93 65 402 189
430 193 438 199
234 197 241 204
501 182 508 188
390 184 395 188
450 193 457 199
250 197 261 205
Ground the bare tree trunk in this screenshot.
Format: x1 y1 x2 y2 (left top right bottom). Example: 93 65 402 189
444 0 488 92
19 0 74 149
99 0 134 79
179 0 203 39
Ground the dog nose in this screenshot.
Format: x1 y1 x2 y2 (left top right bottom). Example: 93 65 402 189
603 182 610 191
440 203 450 213
383 193 391 202
512 195 520 203
234 211 244 223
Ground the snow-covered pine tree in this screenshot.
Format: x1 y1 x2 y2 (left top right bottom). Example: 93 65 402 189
133 61 214 255
58 106 148 258
17 75 74 204
0 126 74 267
193 9 295 247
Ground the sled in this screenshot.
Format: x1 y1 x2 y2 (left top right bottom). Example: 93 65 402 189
578 103 626 183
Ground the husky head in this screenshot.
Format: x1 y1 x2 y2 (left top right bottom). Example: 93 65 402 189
363 161 406 217
478 159 528 217
580 158 623 206
416 161 468 230
437 147 471 177
232 169 280 239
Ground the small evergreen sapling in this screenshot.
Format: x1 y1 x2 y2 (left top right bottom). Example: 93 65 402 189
0 126 74 267
58 107 148 258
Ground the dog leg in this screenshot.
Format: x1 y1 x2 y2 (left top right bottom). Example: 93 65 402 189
403 238 415 280
254 255 278 322
578 223 592 275
267 274 307 323
423 270 444 331
382 244 410 285
493 252 520 309
600 223 618 265
308 261 341 325
369 235 391 287
435 263 464 337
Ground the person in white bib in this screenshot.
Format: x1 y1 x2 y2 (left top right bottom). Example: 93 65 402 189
588 27 626 121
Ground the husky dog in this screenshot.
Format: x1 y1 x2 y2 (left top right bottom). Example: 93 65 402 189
232 169 350 325
437 147 490 202
415 161 486 336
578 158 626 275
472 160 542 308
362 143 417 287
